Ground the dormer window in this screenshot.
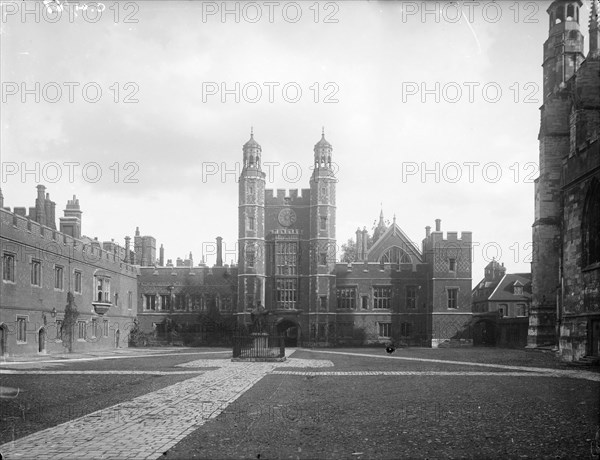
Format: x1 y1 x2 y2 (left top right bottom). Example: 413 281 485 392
513 281 524 295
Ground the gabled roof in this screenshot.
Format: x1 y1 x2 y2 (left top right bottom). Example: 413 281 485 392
366 222 422 263
488 273 532 302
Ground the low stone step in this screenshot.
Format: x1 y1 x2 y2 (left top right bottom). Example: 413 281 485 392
570 361 593 367
569 356 600 367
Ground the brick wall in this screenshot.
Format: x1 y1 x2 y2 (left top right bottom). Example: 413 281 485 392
0 209 138 356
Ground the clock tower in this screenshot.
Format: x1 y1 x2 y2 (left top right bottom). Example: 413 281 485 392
238 130 266 321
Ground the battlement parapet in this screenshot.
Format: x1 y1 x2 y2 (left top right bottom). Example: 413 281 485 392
138 264 238 281
426 231 473 245
0 208 137 275
264 188 311 204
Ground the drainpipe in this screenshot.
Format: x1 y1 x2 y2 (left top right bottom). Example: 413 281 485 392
557 247 563 352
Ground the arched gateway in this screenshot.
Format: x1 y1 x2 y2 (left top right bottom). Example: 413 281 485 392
276 319 300 347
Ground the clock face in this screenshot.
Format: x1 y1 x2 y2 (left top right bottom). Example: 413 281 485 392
278 208 297 227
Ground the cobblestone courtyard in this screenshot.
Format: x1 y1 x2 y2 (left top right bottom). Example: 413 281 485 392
1 347 598 459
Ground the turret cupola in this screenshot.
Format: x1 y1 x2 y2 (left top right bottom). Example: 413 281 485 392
548 0 582 30
314 127 332 169
243 128 262 170
543 1 585 99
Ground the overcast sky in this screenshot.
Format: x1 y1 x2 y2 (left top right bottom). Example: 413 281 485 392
1 1 593 282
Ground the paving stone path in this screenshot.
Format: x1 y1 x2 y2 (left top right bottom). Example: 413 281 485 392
0 350 332 460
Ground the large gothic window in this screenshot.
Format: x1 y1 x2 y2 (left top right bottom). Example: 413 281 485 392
582 179 600 268
276 278 297 309
275 241 297 275
380 246 411 264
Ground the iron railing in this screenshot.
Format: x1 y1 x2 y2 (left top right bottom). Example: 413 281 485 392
232 333 285 359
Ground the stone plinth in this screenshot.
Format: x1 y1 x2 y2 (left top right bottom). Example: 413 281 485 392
252 332 269 350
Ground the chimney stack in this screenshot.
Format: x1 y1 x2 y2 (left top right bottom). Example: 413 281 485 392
355 228 363 262
435 219 441 232
125 236 131 262
216 236 223 267
49 199 56 229
35 185 46 225
44 193 53 228
426 226 431 237
60 195 82 239
159 244 165 266
134 227 142 265
43 193 56 229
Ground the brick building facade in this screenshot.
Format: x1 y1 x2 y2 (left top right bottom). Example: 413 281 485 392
335 218 472 347
530 0 600 360
4 135 474 354
472 261 532 348
236 129 338 344
234 131 473 347
136 251 238 344
0 186 139 356
473 261 532 319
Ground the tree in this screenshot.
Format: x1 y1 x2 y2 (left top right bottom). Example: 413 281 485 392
61 292 79 353
162 267 239 345
340 238 356 263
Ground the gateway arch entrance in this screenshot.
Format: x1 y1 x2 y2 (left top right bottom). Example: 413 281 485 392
277 319 300 347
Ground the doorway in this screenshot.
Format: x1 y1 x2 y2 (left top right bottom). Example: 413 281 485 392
0 324 6 356
473 320 496 346
277 320 299 347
